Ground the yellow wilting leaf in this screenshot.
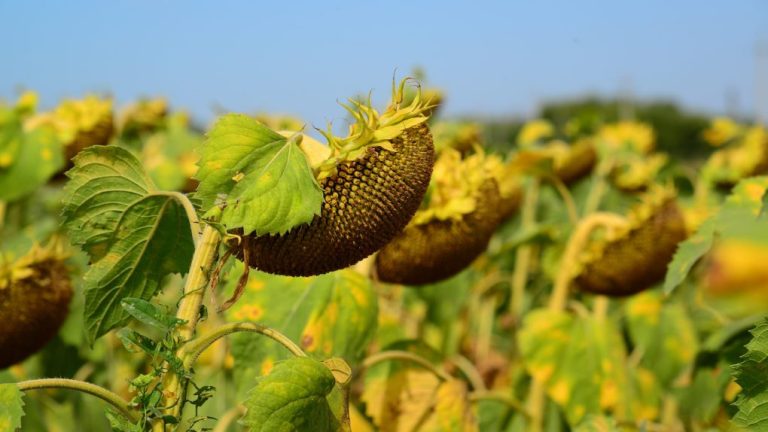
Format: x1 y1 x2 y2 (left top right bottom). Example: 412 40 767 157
362 364 478 432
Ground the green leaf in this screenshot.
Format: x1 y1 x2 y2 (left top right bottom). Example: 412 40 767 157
0 124 64 202
731 316 768 430
62 146 195 343
242 357 339 432
227 265 377 397
518 309 631 426
195 114 322 235
625 292 699 387
664 176 768 294
663 218 715 294
121 298 183 334
573 415 619 432
0 384 25 432
105 409 141 432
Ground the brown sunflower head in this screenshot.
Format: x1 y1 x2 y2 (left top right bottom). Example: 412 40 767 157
0 241 72 368
574 188 687 297
375 149 504 285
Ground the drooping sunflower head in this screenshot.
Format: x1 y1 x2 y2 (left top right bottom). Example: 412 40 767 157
119 97 169 138
0 239 73 368
374 148 503 285
574 187 687 297
236 79 435 277
703 124 768 186
431 121 483 154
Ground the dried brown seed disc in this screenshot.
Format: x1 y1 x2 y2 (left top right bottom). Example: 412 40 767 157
233 123 435 277
0 260 73 369
375 179 502 285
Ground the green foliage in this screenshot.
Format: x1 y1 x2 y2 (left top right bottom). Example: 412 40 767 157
664 176 768 294
0 116 64 202
195 114 323 235
518 309 631 425
625 292 699 387
61 145 195 343
731 317 768 431
242 357 340 432
227 265 378 396
0 384 25 432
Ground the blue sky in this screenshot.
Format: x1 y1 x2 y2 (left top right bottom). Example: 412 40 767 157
1 1 766 127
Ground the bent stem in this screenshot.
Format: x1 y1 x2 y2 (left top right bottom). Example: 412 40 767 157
156 223 222 430
182 321 306 368
527 211 628 431
17 378 137 423
361 350 452 382
510 179 540 319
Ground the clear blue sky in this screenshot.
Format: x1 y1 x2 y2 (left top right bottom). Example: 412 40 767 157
1 1 766 127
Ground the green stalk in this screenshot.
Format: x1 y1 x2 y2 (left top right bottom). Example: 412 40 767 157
17 378 137 423
361 350 452 382
510 179 540 319
156 224 222 430
181 321 306 368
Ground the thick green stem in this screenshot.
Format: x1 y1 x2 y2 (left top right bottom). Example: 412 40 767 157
17 378 137 423
157 224 222 430
361 350 452 382
182 321 306 368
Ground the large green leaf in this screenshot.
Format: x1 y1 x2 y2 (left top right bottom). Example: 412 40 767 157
731 316 768 430
0 123 64 202
625 291 698 387
0 384 25 432
62 146 195 343
518 309 631 425
664 176 768 294
242 357 339 432
195 114 322 235
227 264 377 397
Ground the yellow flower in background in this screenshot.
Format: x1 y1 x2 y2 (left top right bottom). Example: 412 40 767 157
598 121 655 153
518 119 554 146
703 117 742 147
25 95 113 144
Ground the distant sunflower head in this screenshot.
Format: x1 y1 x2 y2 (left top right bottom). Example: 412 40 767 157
119 97 169 138
703 124 768 187
25 95 114 161
0 239 73 368
375 148 503 285
574 187 687 297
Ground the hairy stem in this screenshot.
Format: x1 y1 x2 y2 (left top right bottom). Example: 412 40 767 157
17 378 137 422
157 224 221 430
361 350 452 382
182 321 306 368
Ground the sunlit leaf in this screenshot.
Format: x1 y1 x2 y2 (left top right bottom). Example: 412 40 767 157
625 292 698 387
227 264 377 397
195 114 322 235
731 316 768 430
0 384 24 432
518 309 630 425
664 176 768 294
242 357 339 432
0 124 64 202
61 146 195 343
